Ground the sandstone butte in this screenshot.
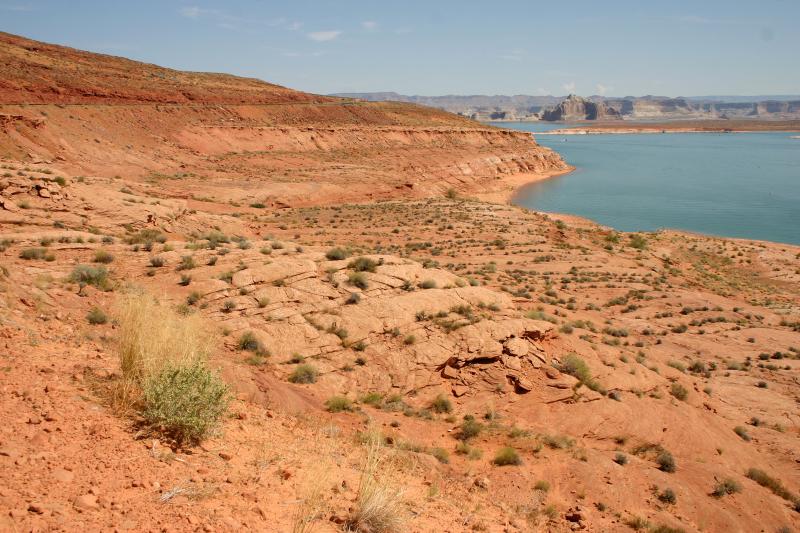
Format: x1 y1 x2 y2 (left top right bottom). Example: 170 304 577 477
1 31 799 533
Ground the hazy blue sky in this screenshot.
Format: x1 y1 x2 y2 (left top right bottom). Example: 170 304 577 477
2 0 798 97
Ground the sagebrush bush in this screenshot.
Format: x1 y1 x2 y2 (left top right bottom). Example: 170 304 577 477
289 364 319 384
142 361 229 444
493 446 522 466
712 478 741 498
325 247 350 260
70 264 110 291
93 249 114 264
115 292 227 444
325 395 354 413
86 306 108 325
348 257 379 272
430 394 452 414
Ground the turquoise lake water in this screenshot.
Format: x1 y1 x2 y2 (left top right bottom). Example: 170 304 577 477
489 122 800 245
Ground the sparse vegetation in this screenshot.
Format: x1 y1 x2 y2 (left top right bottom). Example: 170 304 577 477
493 446 522 466
115 292 228 444
289 364 319 384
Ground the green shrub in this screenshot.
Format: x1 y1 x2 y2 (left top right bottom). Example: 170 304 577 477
359 392 383 406
614 452 628 465
734 426 751 441
745 468 795 501
69 264 110 291
493 447 521 466
289 364 319 384
658 488 677 504
237 331 268 356
348 257 378 272
419 279 437 289
458 417 483 440
348 272 369 289
629 234 648 250
20 247 54 261
534 480 550 492
177 255 196 270
670 383 688 401
711 478 741 498
430 447 449 464
559 354 605 394
142 361 229 444
657 451 676 473
326 247 350 261
430 394 452 414
86 307 108 325
93 249 114 264
325 395 354 413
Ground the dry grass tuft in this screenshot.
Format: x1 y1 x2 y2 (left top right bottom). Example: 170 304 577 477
348 432 406 532
114 291 228 444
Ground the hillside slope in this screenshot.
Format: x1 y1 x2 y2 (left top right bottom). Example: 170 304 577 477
1 33 799 533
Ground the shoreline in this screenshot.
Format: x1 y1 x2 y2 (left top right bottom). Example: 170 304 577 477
537 128 800 135
473 165 575 204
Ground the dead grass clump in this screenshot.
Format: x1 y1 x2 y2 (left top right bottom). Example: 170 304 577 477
347 434 406 532
115 291 228 444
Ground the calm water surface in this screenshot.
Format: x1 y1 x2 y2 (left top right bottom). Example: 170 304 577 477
490 122 800 245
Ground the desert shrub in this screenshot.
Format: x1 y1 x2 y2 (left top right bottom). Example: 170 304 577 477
149 256 165 268
69 264 110 291
670 383 688 401
419 279 437 289
348 435 406 533
712 478 741 498
346 292 361 305
359 392 383 406
625 516 650 530
430 447 449 464
658 488 677 504
493 446 522 466
559 354 605 394
142 361 229 444
237 331 267 356
177 255 196 270
325 247 350 261
289 364 318 384
541 433 575 449
325 395 354 413
614 452 628 465
86 307 108 325
93 249 114 264
348 272 369 289
657 450 676 473
745 468 795 501
115 292 227 444
126 229 166 245
430 394 452 414
650 526 685 533
534 480 550 492
458 416 483 441
629 234 648 250
349 257 379 272
20 247 54 261
734 426 751 441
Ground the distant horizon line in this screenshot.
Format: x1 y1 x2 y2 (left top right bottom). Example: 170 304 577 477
330 91 800 100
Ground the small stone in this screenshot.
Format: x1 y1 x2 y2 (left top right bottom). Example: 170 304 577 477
52 468 74 483
74 494 99 510
474 477 490 489
218 451 233 461
27 503 44 514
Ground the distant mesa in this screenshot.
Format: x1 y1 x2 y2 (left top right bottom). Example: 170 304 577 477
540 94 621 121
335 92 800 122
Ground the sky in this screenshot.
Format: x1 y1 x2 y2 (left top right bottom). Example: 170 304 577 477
1 0 798 97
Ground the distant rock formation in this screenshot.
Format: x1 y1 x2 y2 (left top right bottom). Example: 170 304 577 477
540 95 621 121
335 92 800 122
